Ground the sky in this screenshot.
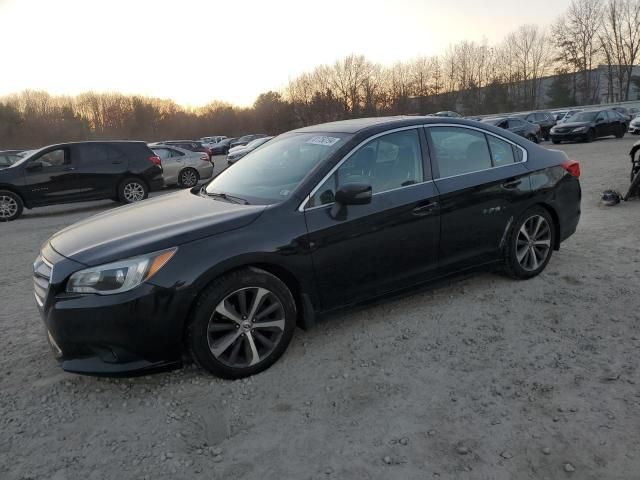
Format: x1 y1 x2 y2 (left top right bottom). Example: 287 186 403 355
0 0 572 107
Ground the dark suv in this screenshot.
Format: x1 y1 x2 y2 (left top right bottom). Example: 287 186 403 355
0 141 163 221
514 111 556 141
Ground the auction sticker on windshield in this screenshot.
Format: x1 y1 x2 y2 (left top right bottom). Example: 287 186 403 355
306 136 341 146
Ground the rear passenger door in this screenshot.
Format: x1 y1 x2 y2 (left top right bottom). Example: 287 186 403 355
75 143 127 199
424 125 532 270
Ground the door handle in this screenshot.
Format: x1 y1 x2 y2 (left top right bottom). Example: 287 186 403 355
413 201 439 216
502 179 521 189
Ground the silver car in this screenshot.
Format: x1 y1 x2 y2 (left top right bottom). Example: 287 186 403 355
149 144 214 188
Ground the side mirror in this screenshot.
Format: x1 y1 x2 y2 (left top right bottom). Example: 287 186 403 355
26 161 44 172
335 183 372 205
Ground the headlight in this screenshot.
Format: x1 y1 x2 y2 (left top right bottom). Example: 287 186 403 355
66 248 177 295
572 126 587 133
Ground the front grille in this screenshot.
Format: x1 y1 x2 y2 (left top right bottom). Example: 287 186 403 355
555 128 570 134
33 255 53 307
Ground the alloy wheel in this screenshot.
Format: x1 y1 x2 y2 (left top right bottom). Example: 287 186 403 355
123 182 145 202
180 169 198 187
207 287 285 368
0 195 18 219
516 215 551 271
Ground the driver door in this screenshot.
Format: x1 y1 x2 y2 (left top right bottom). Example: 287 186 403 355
22 146 80 205
303 128 440 309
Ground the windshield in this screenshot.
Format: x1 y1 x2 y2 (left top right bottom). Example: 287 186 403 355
571 111 598 122
8 147 44 167
205 132 350 204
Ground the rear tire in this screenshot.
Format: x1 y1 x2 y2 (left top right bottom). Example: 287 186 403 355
187 267 297 379
0 190 23 221
503 207 555 280
178 168 199 188
118 178 148 204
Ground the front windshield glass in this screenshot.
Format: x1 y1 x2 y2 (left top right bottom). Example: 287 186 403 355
205 132 351 204
9 147 45 167
571 111 597 122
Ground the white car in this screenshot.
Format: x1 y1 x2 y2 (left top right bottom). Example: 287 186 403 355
200 136 227 148
149 144 214 188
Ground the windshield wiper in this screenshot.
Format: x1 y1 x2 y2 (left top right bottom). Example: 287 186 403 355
203 190 250 205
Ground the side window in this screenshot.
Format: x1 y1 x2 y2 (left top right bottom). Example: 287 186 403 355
507 119 520 129
308 129 423 207
596 112 606 122
487 135 516 167
153 148 171 160
427 127 492 177
169 148 184 157
77 144 108 165
36 148 69 167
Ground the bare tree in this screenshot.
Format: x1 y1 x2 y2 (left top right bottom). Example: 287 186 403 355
553 0 602 103
600 0 640 101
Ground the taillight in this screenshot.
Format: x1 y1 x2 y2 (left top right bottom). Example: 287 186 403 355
562 159 580 178
148 155 162 167
200 153 209 161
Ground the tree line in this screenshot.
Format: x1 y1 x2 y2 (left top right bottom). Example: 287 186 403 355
1 0 640 149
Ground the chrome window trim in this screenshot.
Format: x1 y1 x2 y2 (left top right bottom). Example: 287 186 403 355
297 125 426 212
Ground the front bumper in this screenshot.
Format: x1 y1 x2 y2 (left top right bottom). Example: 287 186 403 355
36 244 193 375
628 125 640 134
550 131 588 142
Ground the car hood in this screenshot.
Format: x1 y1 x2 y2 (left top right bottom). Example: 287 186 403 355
49 189 267 266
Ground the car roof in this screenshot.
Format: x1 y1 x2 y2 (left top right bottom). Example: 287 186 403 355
26 141 147 150
292 116 468 134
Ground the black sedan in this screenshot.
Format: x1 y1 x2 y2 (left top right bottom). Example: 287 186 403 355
36 117 581 379
481 116 541 143
550 109 627 143
210 138 236 155
513 111 556 141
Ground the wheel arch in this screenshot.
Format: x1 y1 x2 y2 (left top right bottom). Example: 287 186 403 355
0 185 28 208
532 202 561 250
181 261 316 353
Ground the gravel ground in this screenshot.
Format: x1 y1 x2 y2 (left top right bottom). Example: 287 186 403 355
1 140 639 480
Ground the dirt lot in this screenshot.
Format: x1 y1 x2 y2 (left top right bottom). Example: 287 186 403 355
1 138 639 480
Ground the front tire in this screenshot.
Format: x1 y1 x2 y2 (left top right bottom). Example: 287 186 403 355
0 190 23 221
178 168 199 188
187 268 297 379
616 125 626 138
584 129 595 143
504 207 555 279
118 178 148 204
